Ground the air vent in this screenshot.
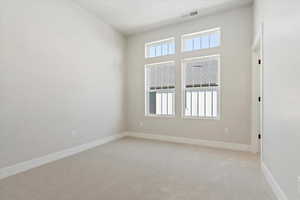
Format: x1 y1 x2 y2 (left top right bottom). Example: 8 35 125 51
182 10 199 18
189 10 198 16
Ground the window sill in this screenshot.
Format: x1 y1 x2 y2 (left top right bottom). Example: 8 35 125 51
181 46 220 53
182 116 220 120
145 114 176 119
145 53 175 59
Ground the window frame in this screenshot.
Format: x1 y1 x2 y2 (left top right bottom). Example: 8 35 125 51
144 61 176 117
181 27 221 53
181 55 221 120
145 37 175 59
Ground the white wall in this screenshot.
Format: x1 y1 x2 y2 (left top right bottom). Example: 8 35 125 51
254 0 300 199
0 0 126 168
127 6 253 145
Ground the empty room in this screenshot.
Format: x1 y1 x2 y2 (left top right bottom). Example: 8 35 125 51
0 0 299 199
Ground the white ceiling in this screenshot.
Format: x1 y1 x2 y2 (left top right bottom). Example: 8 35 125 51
74 0 253 35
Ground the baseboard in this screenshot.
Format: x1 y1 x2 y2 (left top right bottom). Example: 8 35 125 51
261 162 288 200
0 134 124 180
123 132 251 152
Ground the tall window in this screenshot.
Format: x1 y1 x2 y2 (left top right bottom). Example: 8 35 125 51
182 28 220 52
145 61 175 116
182 55 220 119
145 37 175 58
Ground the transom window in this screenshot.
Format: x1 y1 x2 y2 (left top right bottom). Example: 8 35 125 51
145 38 175 58
144 28 221 119
145 61 175 116
182 28 220 52
182 55 220 119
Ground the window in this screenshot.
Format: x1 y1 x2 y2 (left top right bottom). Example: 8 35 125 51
145 61 175 116
182 28 220 52
182 55 220 119
145 38 175 58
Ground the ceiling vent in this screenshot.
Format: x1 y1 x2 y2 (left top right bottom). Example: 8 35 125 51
182 10 199 18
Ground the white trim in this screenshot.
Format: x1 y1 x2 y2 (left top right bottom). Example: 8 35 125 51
251 23 264 156
181 55 221 119
145 37 175 58
261 162 288 200
181 54 220 62
181 27 221 52
145 60 175 67
145 37 174 46
145 61 176 116
181 27 220 38
123 132 251 152
145 114 176 118
0 134 124 180
182 116 220 120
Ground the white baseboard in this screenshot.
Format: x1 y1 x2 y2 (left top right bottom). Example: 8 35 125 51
261 162 288 200
123 132 251 152
0 134 124 180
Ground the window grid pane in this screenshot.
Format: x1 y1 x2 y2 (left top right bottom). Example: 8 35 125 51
205 91 212 117
156 93 162 115
191 92 198 116
184 89 218 118
145 62 175 116
162 93 168 115
167 93 173 115
146 38 175 58
212 91 218 117
182 28 220 52
183 55 220 119
185 91 191 116
198 91 205 117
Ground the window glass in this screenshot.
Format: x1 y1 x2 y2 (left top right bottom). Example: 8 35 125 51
156 45 162 57
149 46 156 58
201 34 210 49
210 32 220 48
145 38 175 58
182 28 220 52
185 39 193 51
193 37 201 50
145 62 175 116
182 55 220 119
162 43 168 56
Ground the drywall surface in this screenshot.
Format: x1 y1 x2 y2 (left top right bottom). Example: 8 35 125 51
254 0 300 199
127 6 253 145
0 0 126 168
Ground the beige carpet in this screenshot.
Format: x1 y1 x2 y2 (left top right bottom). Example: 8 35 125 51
0 137 275 200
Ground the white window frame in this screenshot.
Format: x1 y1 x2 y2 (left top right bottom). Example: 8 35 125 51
181 55 221 120
181 27 221 52
144 61 176 117
145 37 175 58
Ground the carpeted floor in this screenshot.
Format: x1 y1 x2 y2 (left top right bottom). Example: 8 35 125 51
0 137 275 200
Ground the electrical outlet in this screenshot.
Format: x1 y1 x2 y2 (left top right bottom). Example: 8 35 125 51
139 122 143 127
224 128 229 133
71 130 77 136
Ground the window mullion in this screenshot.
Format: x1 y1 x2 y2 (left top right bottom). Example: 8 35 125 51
197 91 199 117
204 90 206 117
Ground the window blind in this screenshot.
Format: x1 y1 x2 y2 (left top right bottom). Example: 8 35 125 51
185 58 219 88
145 61 175 116
146 62 175 90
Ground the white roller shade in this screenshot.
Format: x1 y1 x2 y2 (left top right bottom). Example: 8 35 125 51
146 62 175 90
184 56 219 88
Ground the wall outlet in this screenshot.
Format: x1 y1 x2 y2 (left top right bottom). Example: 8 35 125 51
71 130 77 136
139 122 143 127
224 128 229 133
